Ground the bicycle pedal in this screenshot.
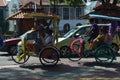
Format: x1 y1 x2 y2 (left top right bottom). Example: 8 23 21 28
17 57 21 62
84 54 89 58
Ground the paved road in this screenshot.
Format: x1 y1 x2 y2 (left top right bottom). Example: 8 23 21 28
0 51 120 80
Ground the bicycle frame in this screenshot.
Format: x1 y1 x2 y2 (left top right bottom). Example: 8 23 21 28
11 13 61 66
69 35 115 65
70 35 90 56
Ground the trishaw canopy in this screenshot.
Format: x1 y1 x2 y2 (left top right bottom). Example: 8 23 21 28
24 13 60 45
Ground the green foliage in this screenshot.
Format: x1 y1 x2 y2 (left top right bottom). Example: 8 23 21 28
49 0 84 7
0 20 9 34
117 0 120 3
66 0 84 7
49 0 120 7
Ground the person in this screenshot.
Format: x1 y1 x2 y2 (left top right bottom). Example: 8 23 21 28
105 20 118 44
89 26 108 50
34 24 54 52
42 29 54 46
85 19 99 43
0 36 3 47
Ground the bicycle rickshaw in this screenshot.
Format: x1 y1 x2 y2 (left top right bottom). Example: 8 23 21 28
65 14 120 65
68 34 116 65
11 13 60 66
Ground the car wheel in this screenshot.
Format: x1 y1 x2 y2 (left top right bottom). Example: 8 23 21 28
60 46 71 57
8 45 17 55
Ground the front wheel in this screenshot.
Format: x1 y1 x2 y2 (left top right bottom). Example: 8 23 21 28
39 47 60 66
68 39 82 61
11 49 30 64
95 45 115 65
8 45 17 55
60 46 71 57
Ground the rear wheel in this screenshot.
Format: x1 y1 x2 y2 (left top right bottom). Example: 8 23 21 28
39 47 59 66
95 45 114 65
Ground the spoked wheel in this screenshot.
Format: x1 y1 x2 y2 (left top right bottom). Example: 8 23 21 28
39 47 60 66
60 46 71 57
11 49 30 64
8 45 17 55
111 43 119 55
95 45 115 65
69 39 82 61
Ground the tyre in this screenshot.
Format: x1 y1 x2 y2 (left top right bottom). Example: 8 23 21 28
11 48 30 64
8 45 17 55
95 45 114 65
111 43 119 55
69 39 82 61
60 46 71 57
39 47 59 66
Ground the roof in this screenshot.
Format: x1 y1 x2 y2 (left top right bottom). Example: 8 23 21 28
7 1 60 20
80 3 120 19
0 0 7 7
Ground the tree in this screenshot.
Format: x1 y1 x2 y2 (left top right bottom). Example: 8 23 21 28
49 0 120 7
90 0 120 5
49 0 84 7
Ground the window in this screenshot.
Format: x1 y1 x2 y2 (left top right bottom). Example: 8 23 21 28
44 7 50 13
76 8 82 19
63 23 70 33
57 7 62 18
70 7 75 19
63 8 69 19
75 27 90 35
50 7 54 13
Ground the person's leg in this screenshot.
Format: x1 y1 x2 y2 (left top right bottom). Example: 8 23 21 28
34 39 43 53
89 39 98 50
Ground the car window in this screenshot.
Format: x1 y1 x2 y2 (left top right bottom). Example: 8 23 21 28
63 28 78 38
75 26 90 36
19 30 33 38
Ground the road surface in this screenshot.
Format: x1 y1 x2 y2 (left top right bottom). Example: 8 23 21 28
0 51 120 80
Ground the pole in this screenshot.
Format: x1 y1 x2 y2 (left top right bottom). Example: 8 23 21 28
53 0 56 14
40 0 42 6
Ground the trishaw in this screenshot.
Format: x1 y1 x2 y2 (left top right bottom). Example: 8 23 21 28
68 35 116 65
66 14 120 65
11 13 60 66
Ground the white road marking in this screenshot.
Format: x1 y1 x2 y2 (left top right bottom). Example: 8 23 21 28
0 65 20 69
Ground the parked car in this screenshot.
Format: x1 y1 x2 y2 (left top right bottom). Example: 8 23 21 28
57 24 120 57
0 30 33 55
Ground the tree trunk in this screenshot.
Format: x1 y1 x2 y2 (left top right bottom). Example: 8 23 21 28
101 0 105 4
113 0 118 5
40 0 42 6
106 0 110 3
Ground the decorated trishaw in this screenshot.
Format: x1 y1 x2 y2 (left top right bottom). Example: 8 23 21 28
11 13 60 66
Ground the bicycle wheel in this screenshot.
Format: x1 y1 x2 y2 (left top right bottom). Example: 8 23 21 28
95 45 114 65
69 39 82 61
111 43 119 55
11 49 30 64
39 47 59 66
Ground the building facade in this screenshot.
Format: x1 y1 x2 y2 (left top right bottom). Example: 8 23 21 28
7 0 99 34
7 0 19 31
